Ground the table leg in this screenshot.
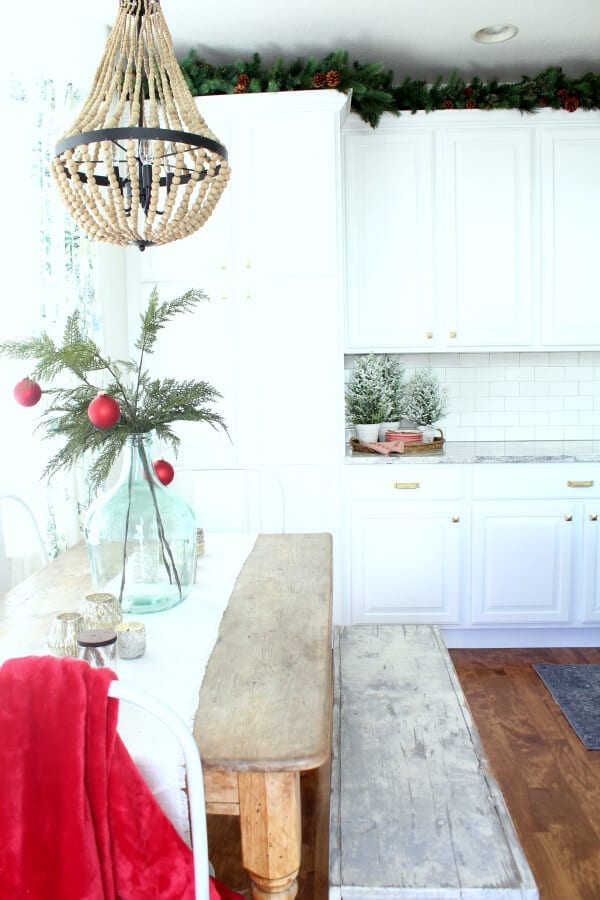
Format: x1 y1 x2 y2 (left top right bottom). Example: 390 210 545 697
238 771 302 899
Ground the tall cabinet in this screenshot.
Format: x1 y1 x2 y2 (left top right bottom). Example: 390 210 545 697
125 90 350 619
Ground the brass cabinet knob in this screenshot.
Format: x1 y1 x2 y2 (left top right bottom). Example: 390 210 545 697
449 330 457 339
590 514 598 522
245 260 252 269
425 331 433 339
451 515 460 523
220 293 228 300
564 514 573 522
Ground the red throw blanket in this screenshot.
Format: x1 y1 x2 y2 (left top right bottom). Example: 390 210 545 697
0 655 242 900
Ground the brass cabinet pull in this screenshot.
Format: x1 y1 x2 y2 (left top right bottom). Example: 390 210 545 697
564 514 573 522
394 482 420 490
449 330 457 339
425 331 433 339
567 480 594 488
451 515 460 523
245 259 252 269
590 514 598 522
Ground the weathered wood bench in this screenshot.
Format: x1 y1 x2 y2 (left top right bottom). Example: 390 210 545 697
329 625 538 899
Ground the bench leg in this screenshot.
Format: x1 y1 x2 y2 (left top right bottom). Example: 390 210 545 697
238 771 301 899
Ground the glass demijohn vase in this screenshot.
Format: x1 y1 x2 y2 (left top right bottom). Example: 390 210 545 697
84 434 196 614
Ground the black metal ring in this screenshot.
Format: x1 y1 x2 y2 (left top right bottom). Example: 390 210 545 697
55 126 228 162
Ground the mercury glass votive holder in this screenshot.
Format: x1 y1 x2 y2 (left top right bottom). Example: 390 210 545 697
115 621 146 659
80 592 123 631
47 612 85 658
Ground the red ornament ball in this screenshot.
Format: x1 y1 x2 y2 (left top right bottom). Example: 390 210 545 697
87 393 120 428
153 459 175 486
14 378 42 407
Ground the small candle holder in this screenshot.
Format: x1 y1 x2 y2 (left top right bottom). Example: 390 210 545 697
80 592 123 630
115 621 146 659
48 612 84 657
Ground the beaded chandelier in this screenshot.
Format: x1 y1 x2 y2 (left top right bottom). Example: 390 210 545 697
51 0 230 251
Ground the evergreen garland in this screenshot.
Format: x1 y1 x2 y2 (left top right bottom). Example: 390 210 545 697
0 288 227 491
179 51 600 128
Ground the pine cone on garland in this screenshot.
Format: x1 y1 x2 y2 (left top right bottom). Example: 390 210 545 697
563 95 579 112
463 85 474 98
326 69 341 88
465 99 477 109
557 88 570 100
443 98 455 109
312 71 326 88
234 73 250 93
537 97 549 107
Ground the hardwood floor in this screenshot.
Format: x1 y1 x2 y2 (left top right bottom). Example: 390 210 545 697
450 647 600 900
208 646 600 899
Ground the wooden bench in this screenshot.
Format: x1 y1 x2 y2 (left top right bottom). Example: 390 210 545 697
329 624 538 899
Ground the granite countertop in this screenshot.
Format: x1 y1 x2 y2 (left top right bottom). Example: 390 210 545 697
345 440 600 465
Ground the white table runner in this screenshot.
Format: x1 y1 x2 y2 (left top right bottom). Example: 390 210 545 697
111 532 257 843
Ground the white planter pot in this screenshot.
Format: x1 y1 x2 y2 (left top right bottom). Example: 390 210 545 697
355 423 381 443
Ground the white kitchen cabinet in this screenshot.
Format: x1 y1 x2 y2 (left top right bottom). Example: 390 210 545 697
344 109 600 352
349 499 464 624
540 123 600 347
470 500 575 625
126 91 350 618
344 460 600 639
344 125 435 351
581 502 600 623
437 126 533 348
345 465 467 624
128 90 349 468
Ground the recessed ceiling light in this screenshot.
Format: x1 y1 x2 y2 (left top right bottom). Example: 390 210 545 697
472 24 519 44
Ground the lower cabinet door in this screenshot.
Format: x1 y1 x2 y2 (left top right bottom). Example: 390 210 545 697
581 502 600 623
471 501 576 624
349 501 464 624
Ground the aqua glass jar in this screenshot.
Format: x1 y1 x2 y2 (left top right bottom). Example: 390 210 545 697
84 433 196 614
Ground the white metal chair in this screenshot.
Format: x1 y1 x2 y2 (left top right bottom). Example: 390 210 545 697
0 494 48 593
174 466 285 534
108 681 210 900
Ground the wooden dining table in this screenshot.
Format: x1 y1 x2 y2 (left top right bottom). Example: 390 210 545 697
0 532 333 900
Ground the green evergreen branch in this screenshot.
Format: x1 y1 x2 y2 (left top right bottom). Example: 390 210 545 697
178 51 600 127
0 287 227 493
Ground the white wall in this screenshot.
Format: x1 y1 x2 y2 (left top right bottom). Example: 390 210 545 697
345 351 600 441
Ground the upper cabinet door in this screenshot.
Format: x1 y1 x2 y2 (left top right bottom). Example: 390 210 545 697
437 127 534 348
344 124 435 351
540 123 600 347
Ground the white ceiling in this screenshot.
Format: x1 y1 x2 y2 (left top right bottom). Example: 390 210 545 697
11 0 600 83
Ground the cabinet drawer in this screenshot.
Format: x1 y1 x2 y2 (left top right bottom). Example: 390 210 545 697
346 465 465 500
472 464 600 500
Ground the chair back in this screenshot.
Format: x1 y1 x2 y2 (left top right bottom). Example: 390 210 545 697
174 467 285 534
0 494 48 593
108 680 210 900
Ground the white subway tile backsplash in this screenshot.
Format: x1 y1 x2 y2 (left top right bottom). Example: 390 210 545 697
490 352 519 367
565 366 594 381
344 351 600 442
549 352 579 365
519 382 550 397
461 381 490 398
459 353 490 367
534 366 565 381
506 366 533 381
474 367 496 382
564 396 595 411
549 381 578 396
490 382 520 397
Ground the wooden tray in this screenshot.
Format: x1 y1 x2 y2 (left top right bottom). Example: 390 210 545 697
350 430 445 455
